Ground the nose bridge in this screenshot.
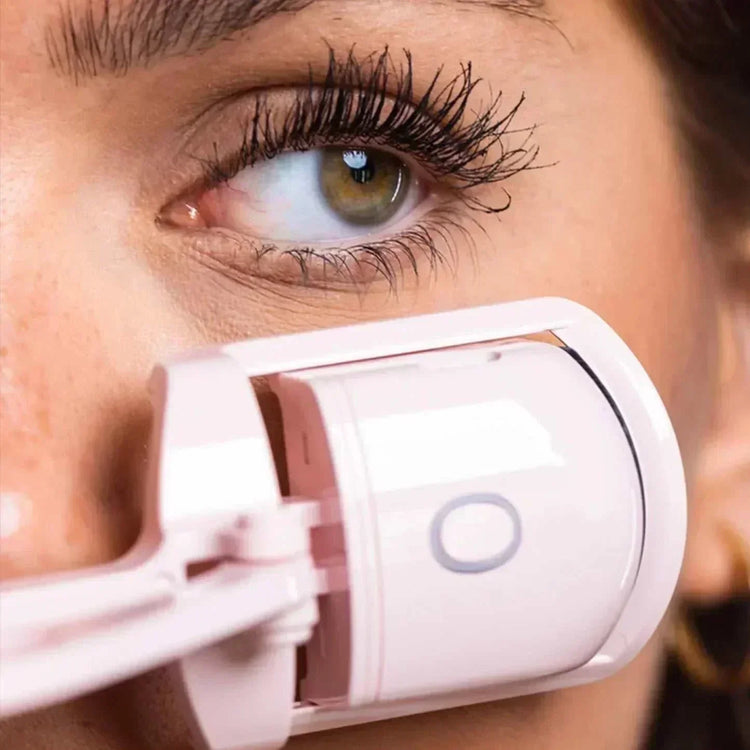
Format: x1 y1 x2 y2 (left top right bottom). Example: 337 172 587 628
0 325 148 579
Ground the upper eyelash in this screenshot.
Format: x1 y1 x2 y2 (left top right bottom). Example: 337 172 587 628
198 46 541 213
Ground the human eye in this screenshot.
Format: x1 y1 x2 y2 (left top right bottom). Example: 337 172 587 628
159 48 540 291
189 146 427 242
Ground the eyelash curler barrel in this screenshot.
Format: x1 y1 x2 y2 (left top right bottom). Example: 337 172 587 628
0 297 686 750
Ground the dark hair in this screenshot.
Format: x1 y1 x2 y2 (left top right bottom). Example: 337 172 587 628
646 599 750 750
628 0 750 230
625 3 750 749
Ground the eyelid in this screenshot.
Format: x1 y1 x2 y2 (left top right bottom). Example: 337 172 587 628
156 48 541 290
175 202 477 292
169 48 538 209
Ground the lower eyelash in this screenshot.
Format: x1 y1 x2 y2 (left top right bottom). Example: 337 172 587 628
279 210 477 292
186 205 482 295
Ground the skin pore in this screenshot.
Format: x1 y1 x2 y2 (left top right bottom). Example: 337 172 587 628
1 1 749 749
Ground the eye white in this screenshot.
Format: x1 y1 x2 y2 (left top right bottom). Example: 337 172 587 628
218 149 421 243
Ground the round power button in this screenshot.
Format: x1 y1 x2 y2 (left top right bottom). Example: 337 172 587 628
430 493 522 573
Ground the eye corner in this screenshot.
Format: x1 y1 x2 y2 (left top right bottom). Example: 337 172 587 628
157 199 207 230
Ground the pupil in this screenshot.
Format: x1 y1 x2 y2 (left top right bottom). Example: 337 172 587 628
343 149 375 184
350 163 375 184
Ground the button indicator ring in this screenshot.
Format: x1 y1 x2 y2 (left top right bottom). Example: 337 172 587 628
430 494 522 574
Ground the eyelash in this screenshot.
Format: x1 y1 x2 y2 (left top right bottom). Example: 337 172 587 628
187 47 540 290
195 205 482 296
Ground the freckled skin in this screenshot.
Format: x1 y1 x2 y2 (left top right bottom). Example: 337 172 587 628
0 0 748 749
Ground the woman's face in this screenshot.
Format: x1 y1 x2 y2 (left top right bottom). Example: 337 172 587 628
0 0 742 748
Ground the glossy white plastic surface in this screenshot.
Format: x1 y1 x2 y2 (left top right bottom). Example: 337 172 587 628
230 298 683 735
275 341 643 707
0 298 686 750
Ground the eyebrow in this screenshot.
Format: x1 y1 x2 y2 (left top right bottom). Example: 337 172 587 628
46 0 547 81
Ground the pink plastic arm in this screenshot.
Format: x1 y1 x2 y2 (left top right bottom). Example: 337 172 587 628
1 561 314 716
0 504 321 717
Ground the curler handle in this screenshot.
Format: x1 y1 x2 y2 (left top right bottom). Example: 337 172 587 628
0 505 324 718
0 559 317 717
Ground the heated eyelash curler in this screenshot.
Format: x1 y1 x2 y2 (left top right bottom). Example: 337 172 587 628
0 298 686 750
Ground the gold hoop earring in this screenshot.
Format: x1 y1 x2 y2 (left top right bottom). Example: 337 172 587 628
672 525 750 691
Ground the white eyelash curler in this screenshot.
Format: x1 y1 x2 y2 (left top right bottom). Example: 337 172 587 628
0 298 686 750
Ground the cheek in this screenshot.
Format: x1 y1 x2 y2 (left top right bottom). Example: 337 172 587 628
439 7 721 482
430 163 719 482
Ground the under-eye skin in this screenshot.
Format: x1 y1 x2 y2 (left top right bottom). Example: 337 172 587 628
159 47 542 291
